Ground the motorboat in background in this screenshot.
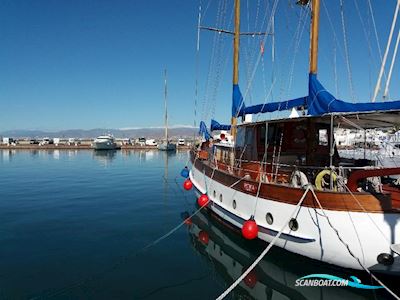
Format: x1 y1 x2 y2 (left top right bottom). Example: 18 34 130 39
92 135 119 150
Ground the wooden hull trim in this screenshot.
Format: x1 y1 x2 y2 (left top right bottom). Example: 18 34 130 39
191 153 399 213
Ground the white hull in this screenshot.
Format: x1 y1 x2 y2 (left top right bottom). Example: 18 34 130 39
157 142 176 151
92 141 118 150
189 211 377 300
190 166 400 272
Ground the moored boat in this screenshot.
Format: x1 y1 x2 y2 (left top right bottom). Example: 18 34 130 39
190 0 400 275
92 134 119 150
158 69 176 151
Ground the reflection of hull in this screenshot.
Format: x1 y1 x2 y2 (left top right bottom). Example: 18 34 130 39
158 143 176 151
185 209 396 299
93 150 117 164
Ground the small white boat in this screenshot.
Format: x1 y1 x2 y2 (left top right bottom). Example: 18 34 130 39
158 142 176 151
92 135 118 150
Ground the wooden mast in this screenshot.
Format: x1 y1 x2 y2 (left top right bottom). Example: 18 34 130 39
164 69 168 143
231 0 240 139
309 0 320 74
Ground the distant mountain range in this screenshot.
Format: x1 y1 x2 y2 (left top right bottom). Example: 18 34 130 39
0 126 198 139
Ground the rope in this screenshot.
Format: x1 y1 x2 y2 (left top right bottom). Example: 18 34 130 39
215 185 310 300
333 170 391 244
339 0 356 103
372 0 400 102
383 26 400 99
309 187 400 300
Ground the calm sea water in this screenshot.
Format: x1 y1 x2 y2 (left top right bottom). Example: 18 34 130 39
0 149 397 300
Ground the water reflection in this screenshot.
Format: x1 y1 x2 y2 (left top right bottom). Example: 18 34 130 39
93 150 117 166
183 209 395 300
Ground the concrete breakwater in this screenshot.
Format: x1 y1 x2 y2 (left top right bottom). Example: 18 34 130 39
0 144 191 150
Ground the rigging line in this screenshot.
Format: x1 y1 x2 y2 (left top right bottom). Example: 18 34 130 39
333 45 339 97
372 0 400 103
275 4 309 104
35 203 210 300
205 0 229 120
339 0 357 103
235 0 281 119
201 0 223 121
194 4 202 129
215 185 310 300
287 6 310 99
334 169 391 244
367 0 386 79
321 1 346 67
309 187 400 300
201 0 212 21
254 8 309 122
252 151 268 216
353 0 378 70
383 26 400 99
353 0 378 100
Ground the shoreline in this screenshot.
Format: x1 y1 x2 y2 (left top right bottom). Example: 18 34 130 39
0 144 191 150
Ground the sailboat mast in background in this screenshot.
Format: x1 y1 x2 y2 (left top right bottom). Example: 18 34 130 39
164 69 168 143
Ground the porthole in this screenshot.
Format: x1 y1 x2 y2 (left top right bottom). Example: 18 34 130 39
213 190 216 198
232 200 237 209
219 194 223 202
289 218 299 231
266 213 273 225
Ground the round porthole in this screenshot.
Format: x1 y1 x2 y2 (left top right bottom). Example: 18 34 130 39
266 213 273 225
219 194 223 202
213 190 216 198
289 218 299 231
233 200 237 209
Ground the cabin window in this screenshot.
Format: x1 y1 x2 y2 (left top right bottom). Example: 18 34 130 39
232 200 237 209
235 126 257 161
318 129 328 146
219 194 223 202
213 190 216 198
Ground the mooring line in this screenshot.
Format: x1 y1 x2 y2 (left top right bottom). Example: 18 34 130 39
309 187 400 300
216 185 310 300
35 162 213 299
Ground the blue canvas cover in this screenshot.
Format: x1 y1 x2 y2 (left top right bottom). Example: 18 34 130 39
243 96 306 115
307 74 400 115
211 119 231 131
238 73 400 117
232 84 245 117
199 121 211 140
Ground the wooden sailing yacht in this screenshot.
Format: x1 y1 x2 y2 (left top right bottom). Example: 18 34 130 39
190 0 400 274
158 69 176 151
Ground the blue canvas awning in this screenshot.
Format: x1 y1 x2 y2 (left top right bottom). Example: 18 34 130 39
211 119 231 131
199 121 211 140
238 73 400 117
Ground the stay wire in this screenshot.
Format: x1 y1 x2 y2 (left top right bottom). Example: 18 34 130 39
216 185 310 300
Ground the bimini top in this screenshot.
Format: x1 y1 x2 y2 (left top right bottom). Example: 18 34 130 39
232 74 400 117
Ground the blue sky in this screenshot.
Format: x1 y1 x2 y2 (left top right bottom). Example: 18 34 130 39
0 0 398 131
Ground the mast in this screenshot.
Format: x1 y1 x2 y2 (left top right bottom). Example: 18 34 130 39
309 0 320 74
231 0 240 139
164 69 168 142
